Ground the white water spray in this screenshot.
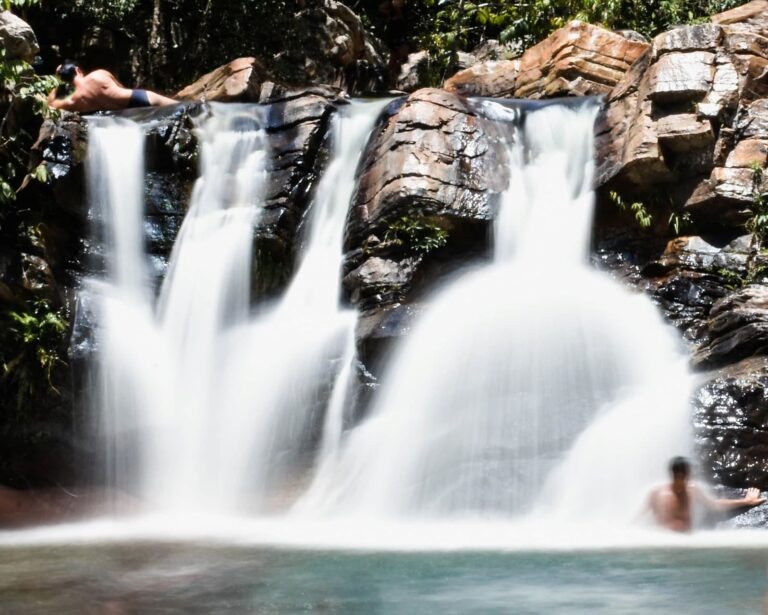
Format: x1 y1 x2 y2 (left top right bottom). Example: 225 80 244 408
89 100 389 514
297 101 692 523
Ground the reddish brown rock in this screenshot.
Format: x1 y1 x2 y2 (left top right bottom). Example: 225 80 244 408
596 14 768 229
345 88 508 317
515 21 649 98
444 60 520 97
444 21 648 99
349 89 507 237
712 0 768 35
685 167 756 225
693 286 768 369
175 57 267 102
725 139 768 168
656 113 715 152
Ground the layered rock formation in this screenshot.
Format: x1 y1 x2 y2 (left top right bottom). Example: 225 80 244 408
445 21 649 99
596 3 768 230
5 0 768 504
341 89 508 372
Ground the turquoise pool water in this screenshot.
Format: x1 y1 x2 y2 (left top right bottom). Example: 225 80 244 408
0 543 765 613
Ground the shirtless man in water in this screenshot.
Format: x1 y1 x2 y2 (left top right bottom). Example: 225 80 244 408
47 62 176 113
647 456 765 532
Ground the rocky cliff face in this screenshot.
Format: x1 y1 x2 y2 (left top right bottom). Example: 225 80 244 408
5 0 768 504
590 0 768 491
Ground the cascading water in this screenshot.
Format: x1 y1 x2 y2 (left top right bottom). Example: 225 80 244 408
89 105 269 511
296 100 692 523
88 100 389 515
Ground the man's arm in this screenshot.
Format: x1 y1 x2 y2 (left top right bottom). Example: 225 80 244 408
693 485 766 511
47 84 79 112
49 96 79 111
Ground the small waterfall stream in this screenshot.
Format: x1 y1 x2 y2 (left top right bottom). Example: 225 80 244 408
88 100 389 515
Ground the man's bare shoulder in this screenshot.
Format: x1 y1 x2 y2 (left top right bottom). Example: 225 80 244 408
85 69 119 85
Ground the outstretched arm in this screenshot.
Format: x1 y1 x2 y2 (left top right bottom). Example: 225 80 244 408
694 486 766 512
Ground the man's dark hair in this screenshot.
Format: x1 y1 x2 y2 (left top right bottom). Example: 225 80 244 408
56 61 78 83
670 456 690 477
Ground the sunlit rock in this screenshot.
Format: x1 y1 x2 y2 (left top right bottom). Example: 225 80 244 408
345 89 506 312
175 57 268 102
0 10 38 62
445 21 648 99
596 7 768 230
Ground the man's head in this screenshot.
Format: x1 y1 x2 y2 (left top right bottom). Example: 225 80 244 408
55 61 79 84
669 456 691 481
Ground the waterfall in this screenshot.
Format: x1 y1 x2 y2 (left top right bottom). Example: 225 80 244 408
296 100 692 522
88 100 389 515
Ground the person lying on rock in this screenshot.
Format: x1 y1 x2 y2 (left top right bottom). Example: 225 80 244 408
645 456 765 532
47 61 177 113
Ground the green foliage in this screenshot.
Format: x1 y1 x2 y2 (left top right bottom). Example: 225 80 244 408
716 262 768 291
609 190 652 229
610 189 696 235
2 0 40 10
72 0 139 25
717 267 745 291
0 300 68 412
40 0 303 90
0 47 58 208
745 162 768 248
384 214 449 254
668 210 692 236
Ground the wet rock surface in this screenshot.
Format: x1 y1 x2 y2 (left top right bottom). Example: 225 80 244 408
694 357 768 490
344 88 506 367
637 235 753 344
258 89 340 297
693 285 768 369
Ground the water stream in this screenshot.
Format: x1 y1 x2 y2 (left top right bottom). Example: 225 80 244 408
296 100 692 523
88 100 390 515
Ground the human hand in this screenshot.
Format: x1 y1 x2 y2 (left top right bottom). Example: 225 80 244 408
743 487 766 507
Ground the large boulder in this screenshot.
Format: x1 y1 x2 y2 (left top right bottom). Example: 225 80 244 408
445 21 649 98
694 356 768 489
0 11 39 62
345 88 508 371
175 58 268 102
596 3 768 230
